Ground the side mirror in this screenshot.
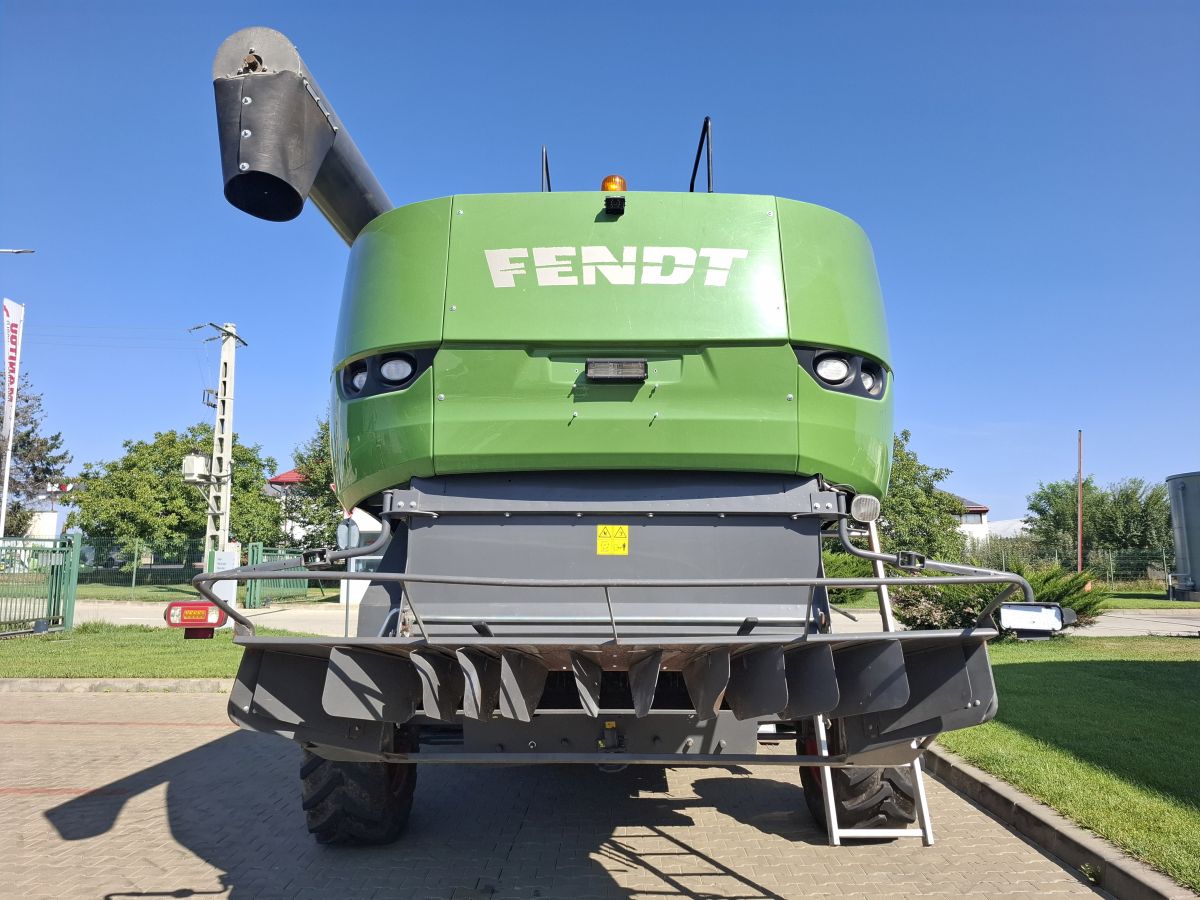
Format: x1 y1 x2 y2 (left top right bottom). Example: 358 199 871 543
998 602 1073 639
336 518 361 550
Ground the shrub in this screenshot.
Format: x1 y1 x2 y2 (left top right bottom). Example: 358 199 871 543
1023 565 1107 624
891 563 1107 631
821 550 874 606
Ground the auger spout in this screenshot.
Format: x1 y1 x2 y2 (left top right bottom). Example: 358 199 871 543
212 27 392 243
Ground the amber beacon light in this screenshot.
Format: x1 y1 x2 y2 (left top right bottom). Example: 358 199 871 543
600 174 627 192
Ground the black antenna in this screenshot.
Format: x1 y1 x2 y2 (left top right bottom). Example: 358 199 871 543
541 145 552 192
688 116 714 193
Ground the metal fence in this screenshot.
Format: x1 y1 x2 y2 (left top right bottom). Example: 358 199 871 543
243 543 312 608
79 536 208 587
77 537 316 602
965 537 1174 586
0 536 81 635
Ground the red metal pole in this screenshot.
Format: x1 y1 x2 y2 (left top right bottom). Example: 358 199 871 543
1077 430 1083 573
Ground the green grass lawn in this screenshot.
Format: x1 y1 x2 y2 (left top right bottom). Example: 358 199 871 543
939 636 1200 892
0 621 310 678
1103 590 1200 609
829 590 881 609
75 582 335 604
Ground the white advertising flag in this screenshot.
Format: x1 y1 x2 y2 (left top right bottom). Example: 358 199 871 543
0 298 24 537
1 298 23 446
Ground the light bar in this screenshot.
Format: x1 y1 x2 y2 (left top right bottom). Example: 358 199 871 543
586 358 648 383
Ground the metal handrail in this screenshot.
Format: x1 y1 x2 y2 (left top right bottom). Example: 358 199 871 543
194 565 1033 638
193 491 1033 637
833 501 1035 625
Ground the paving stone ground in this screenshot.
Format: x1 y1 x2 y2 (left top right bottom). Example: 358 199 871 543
0 692 1100 899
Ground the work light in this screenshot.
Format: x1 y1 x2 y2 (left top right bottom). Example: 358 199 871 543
815 356 850 383
380 356 415 384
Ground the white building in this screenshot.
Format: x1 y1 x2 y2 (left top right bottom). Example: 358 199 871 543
266 468 379 607
949 494 990 543
265 468 309 542
25 510 59 539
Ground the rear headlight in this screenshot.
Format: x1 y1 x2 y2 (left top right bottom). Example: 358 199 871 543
345 361 369 394
341 348 435 399
815 356 851 384
379 355 415 384
168 606 182 624
861 364 883 395
793 345 888 401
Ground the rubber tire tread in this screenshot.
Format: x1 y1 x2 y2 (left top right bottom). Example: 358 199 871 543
797 732 918 831
300 750 417 845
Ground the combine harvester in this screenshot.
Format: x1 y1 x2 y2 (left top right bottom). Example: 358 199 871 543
195 27 1050 848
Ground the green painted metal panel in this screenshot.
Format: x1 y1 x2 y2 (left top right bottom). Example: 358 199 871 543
329 191 894 501
442 192 787 344
333 370 435 510
795 372 893 498
776 198 890 367
59 536 80 629
332 197 452 368
432 344 799 475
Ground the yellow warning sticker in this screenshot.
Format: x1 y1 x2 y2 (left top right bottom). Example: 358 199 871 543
596 524 630 556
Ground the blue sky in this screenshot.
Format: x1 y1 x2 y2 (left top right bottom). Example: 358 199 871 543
1 1 1197 520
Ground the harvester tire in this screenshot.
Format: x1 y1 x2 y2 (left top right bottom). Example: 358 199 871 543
797 725 917 831
300 751 417 845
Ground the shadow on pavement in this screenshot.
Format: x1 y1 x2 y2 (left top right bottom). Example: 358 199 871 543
45 731 825 898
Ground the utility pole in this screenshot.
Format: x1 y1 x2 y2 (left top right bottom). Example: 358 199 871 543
1076 429 1084 573
190 322 247 556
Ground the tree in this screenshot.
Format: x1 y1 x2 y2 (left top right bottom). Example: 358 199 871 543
2 374 72 536
1025 476 1171 555
1093 478 1173 550
877 430 966 561
67 423 284 548
825 429 966 606
288 417 343 547
1024 476 1101 557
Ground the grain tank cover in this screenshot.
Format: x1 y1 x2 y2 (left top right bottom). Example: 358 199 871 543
212 27 392 243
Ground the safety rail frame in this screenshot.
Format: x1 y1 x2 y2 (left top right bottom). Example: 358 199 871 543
194 509 1033 640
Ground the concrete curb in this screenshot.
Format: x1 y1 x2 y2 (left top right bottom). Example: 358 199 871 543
0 678 233 693
925 745 1196 899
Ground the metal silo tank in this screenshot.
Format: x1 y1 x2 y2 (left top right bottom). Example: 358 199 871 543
1166 471 1200 601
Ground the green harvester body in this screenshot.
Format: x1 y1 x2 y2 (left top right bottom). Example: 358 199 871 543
333 192 893 508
